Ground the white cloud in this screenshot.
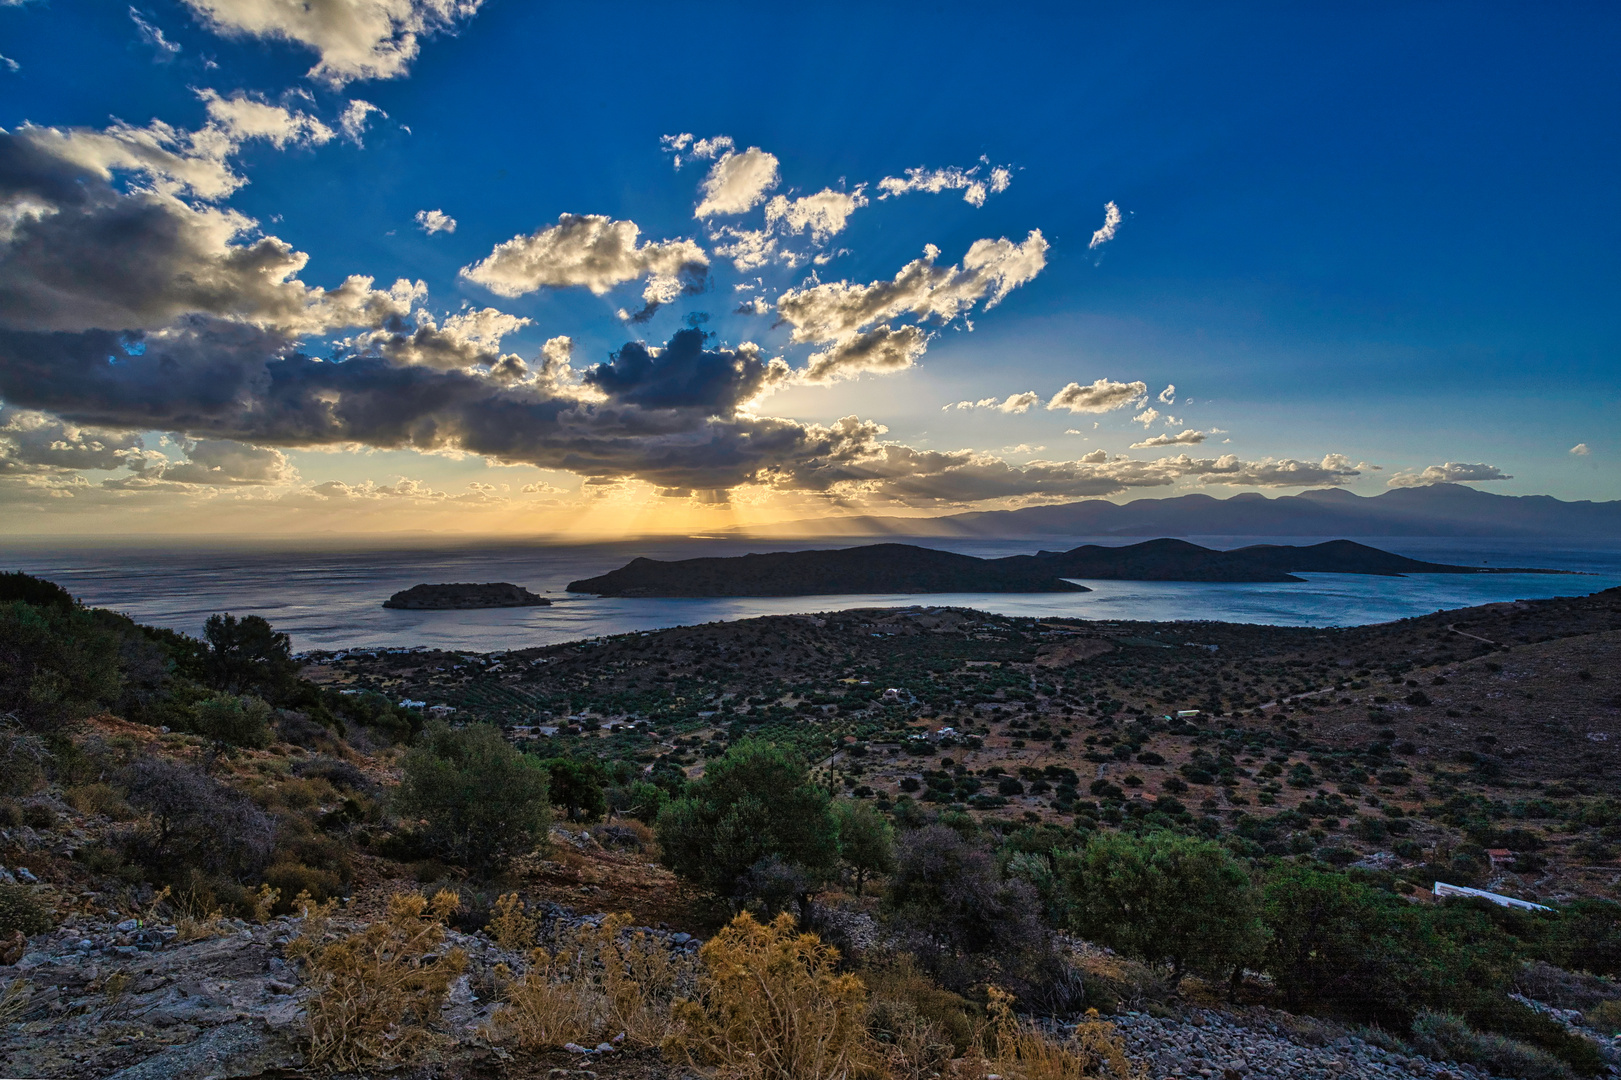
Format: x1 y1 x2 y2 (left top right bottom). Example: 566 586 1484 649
0 55 17 74
1157 383 1175 404
181 0 485 86
709 226 779 272
659 132 733 169
1132 407 1160 428
764 187 867 240
1044 378 1147 414
339 99 385 143
460 214 708 315
1131 429 1205 448
130 7 182 58
198 89 334 149
735 296 770 316
775 232 1048 345
1089 200 1123 249
801 324 928 384
342 306 530 370
105 437 297 488
1186 452 1367 488
415 208 456 234
947 392 1040 414
1386 462 1513 488
1570 443 1590 456
877 160 1012 207
694 145 780 217
0 407 145 474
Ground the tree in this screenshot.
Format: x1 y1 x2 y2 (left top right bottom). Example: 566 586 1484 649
884 824 1045 958
202 613 297 698
656 740 839 912
395 722 550 875
542 757 607 822
1259 863 1419 1024
192 694 274 753
834 800 894 896
120 757 276 881
1057 829 1261 984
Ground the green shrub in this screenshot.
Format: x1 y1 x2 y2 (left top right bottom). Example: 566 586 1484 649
0 884 53 937
1056 829 1262 984
191 694 274 751
1409 1011 1573 1080
1586 999 1621 1036
395 722 550 875
656 740 838 905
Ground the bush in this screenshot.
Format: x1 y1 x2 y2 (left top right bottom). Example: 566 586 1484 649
394 722 550 875
191 694 274 751
657 741 839 910
1586 999 1621 1036
1409 1010 1573 1080
292 890 469 1071
485 911 693 1049
120 757 276 882
0 726 46 796
666 912 873 1080
0 883 53 937
0 600 123 729
1056 829 1262 984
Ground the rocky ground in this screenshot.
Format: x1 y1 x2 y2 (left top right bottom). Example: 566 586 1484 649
4 896 1617 1080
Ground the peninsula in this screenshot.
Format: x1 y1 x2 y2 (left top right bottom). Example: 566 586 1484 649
567 538 1558 597
382 582 551 609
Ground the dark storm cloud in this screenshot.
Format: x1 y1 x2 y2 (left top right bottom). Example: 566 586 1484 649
581 328 786 411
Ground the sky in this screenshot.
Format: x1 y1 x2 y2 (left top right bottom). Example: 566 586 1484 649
0 0 1615 538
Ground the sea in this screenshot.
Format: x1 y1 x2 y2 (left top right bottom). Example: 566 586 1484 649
3 535 1619 654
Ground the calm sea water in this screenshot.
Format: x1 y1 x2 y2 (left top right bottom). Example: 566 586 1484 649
3 536 1618 653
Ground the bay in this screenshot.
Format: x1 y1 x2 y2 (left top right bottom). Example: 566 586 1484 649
3 535 1617 653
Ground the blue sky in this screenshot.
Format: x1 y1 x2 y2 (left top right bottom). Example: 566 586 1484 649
0 1 1614 535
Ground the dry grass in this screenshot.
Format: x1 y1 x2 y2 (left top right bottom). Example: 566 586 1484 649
957 986 1140 1080
665 911 874 1080
486 911 694 1050
489 892 539 950
0 979 33 1025
294 889 468 1071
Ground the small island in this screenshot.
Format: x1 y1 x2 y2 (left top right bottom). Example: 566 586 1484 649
383 582 551 610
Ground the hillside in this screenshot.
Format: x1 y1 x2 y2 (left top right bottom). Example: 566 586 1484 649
567 537 1542 596
566 542 1092 596
729 484 1621 540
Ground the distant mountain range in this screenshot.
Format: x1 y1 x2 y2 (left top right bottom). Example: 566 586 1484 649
729 484 1621 540
567 538 1550 598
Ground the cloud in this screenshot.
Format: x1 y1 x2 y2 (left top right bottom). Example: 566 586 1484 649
800 324 928 384
659 133 733 170
947 392 1040 413
180 0 485 86
342 306 530 370
734 296 770 316
775 232 1048 345
1044 378 1147 414
1132 407 1160 428
582 327 787 410
1386 462 1513 488
709 227 779 272
764 187 867 240
1089 200 1123 249
1157 383 1175 404
877 160 1012 207
1131 429 1205 448
339 99 385 143
461 214 708 319
1186 453 1366 488
0 55 17 74
130 7 182 58
0 407 145 474
0 112 420 335
124 437 296 486
415 208 456 234
1570 443 1590 456
694 145 780 217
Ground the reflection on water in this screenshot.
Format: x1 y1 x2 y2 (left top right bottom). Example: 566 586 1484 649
3 535 1618 653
